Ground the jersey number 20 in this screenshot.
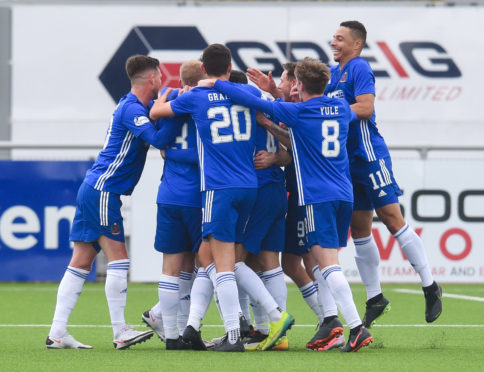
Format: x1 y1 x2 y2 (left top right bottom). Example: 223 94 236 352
208 105 251 144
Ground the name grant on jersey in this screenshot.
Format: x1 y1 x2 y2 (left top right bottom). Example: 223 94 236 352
208 92 229 101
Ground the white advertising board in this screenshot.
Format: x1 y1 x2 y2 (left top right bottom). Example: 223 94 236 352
10 3 484 153
130 155 484 283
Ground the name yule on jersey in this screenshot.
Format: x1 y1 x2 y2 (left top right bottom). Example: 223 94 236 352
208 92 229 102
320 106 339 116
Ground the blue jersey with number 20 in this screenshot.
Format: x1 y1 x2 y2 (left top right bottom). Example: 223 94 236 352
170 83 259 191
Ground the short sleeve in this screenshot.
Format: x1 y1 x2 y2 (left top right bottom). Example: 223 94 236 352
171 91 195 116
353 61 375 97
122 103 155 138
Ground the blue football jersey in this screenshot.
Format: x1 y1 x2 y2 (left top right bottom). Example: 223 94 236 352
325 57 390 162
170 83 259 191
213 80 354 206
156 115 201 208
255 124 284 187
155 87 201 207
84 92 155 195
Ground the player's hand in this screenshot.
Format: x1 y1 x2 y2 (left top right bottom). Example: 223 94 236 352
197 78 216 87
279 122 288 130
247 68 277 94
289 85 300 102
254 150 276 170
160 149 166 159
158 88 173 103
178 85 192 95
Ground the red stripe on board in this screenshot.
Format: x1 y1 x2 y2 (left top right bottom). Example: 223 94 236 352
376 41 409 78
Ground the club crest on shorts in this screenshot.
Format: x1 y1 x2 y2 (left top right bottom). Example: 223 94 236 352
111 222 121 235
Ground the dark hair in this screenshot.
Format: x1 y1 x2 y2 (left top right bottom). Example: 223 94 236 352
295 57 330 95
125 55 160 82
201 43 232 77
340 20 367 44
282 62 297 81
229 70 248 84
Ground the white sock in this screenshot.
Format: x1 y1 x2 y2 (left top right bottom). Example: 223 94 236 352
158 274 180 340
207 263 224 321
313 265 338 319
299 281 324 323
262 267 287 311
238 286 252 325
251 272 270 334
187 268 213 331
49 266 89 338
234 262 281 322
321 265 361 329
177 271 193 335
354 235 382 300
395 224 434 287
105 259 130 339
215 271 240 333
151 301 163 319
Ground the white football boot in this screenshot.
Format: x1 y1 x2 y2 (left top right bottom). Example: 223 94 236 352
113 326 153 350
46 334 93 349
141 309 165 342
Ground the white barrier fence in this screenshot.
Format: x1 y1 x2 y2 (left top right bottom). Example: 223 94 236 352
130 151 484 283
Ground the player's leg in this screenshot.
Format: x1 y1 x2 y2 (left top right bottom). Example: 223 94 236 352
203 189 249 352
47 182 103 349
183 242 214 350
46 241 97 349
177 220 197 338
308 202 372 352
306 249 344 351
211 237 243 351
258 183 288 312
376 202 442 322
370 156 441 323
351 160 391 328
243 257 270 346
283 194 325 323
157 251 191 350
99 235 153 349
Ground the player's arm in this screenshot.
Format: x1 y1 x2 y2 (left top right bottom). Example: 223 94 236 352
256 112 292 150
150 88 175 120
351 93 374 120
246 68 283 99
164 148 198 165
138 118 180 150
213 80 274 116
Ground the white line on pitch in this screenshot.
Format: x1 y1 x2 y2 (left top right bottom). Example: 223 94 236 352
1 324 483 328
395 288 484 302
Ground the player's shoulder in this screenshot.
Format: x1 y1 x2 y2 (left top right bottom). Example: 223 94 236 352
349 57 373 73
119 93 150 126
329 64 340 74
322 95 351 111
244 83 262 97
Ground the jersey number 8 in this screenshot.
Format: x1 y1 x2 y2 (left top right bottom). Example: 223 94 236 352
208 105 251 144
322 120 340 157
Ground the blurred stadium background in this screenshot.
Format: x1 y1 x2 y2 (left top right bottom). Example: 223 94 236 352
0 0 483 284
